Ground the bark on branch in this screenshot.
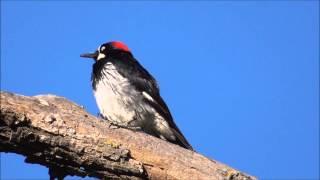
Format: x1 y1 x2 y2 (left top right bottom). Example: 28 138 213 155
0 91 256 180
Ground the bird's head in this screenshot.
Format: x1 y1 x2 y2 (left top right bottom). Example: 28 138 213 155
80 41 131 61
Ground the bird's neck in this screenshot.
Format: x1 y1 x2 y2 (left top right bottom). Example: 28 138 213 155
91 53 134 90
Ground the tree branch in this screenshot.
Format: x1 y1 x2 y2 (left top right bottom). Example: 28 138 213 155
0 91 256 180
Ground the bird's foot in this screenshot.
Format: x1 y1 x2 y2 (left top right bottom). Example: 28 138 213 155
127 126 143 131
108 121 122 129
108 121 142 131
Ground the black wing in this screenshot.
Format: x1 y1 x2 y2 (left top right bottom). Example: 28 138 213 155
145 93 193 150
114 55 193 150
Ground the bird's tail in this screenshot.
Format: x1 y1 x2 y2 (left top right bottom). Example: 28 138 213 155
171 128 194 151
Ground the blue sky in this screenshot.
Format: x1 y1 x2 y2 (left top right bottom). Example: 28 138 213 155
1 1 319 179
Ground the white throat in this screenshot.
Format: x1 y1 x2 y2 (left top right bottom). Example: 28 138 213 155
93 63 135 122
97 53 106 60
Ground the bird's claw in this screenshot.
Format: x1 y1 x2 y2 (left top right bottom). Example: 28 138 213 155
108 122 142 131
108 122 121 129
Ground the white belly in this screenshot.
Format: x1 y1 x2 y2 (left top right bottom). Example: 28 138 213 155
93 63 136 123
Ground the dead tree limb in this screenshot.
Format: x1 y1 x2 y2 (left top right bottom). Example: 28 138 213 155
0 91 256 180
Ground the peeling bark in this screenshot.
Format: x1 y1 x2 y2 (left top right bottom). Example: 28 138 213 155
0 91 256 180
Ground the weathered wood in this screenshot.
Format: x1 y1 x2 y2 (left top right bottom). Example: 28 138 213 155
0 91 256 180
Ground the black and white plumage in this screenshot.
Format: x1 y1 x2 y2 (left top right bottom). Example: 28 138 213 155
81 41 193 150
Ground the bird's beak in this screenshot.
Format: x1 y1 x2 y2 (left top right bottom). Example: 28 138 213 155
80 51 99 59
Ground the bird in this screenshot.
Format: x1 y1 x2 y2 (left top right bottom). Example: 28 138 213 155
80 41 193 150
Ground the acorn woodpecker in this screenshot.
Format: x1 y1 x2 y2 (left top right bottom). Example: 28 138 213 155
80 41 193 150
